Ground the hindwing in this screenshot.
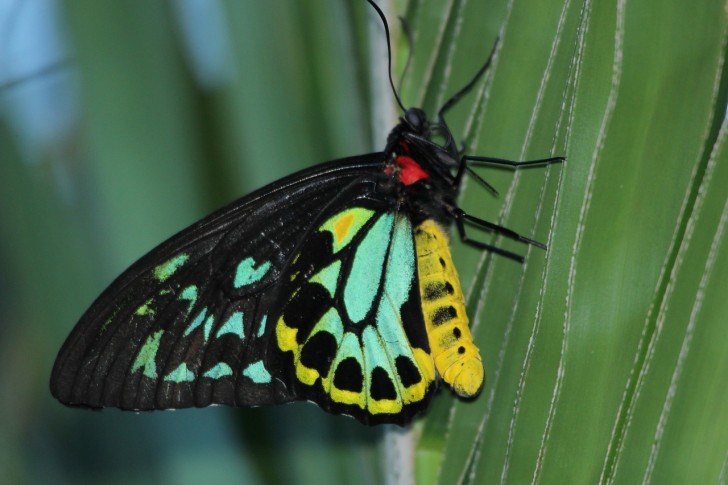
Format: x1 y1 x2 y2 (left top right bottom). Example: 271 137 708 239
270 208 436 424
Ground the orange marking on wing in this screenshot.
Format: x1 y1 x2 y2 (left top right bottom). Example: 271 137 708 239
333 213 355 244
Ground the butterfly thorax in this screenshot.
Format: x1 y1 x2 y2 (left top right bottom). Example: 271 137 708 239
381 109 460 228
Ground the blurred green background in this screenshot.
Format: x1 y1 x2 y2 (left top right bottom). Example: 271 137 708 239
1 0 727 484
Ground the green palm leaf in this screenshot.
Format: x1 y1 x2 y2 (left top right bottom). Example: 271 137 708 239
410 0 728 483
2 1 726 483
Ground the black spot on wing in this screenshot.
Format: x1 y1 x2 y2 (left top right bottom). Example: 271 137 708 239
283 283 332 345
394 356 421 387
399 279 430 352
333 357 363 393
299 331 337 378
370 367 397 401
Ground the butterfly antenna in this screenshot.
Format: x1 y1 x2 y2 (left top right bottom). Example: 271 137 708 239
438 38 500 119
366 0 407 113
397 16 413 95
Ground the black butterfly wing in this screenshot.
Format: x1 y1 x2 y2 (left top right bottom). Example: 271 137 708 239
50 155 387 411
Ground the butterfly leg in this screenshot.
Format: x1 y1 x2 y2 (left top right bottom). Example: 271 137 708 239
452 208 547 263
453 155 565 190
464 155 566 167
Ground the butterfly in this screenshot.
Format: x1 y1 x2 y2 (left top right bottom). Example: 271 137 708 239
49 1 563 426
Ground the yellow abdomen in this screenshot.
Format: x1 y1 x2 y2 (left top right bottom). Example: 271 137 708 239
414 220 484 397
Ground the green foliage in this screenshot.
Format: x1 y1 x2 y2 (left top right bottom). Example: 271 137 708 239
1 0 726 484
411 0 728 483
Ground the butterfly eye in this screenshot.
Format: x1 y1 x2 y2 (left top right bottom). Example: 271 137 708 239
404 108 427 132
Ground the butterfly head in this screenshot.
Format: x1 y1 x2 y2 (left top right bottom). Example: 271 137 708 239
385 106 461 180
403 107 428 133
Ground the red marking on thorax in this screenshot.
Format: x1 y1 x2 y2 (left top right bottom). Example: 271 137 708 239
395 155 429 186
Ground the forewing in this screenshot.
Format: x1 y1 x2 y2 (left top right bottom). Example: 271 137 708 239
50 156 384 411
